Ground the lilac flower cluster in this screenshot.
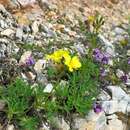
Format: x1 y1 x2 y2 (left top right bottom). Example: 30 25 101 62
93 48 110 64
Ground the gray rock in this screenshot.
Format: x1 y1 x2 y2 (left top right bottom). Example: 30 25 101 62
98 90 111 101
72 116 87 130
114 27 126 35
16 26 23 40
98 34 115 56
102 100 118 114
0 20 6 29
126 102 130 115
0 43 7 58
1 28 15 37
31 21 39 34
6 124 15 130
36 73 48 85
43 83 53 93
23 25 31 33
74 43 86 55
85 111 107 130
0 100 5 110
118 100 128 113
37 0 56 11
41 25 56 37
51 117 70 130
107 86 130 101
39 123 50 130
0 37 19 58
24 34 34 43
102 100 129 114
17 0 36 6
105 118 124 130
107 114 118 120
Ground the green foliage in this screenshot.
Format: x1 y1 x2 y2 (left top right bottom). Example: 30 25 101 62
92 13 105 34
79 13 104 48
34 58 100 121
1 78 33 121
47 66 58 79
64 58 99 115
19 116 38 130
33 85 46 110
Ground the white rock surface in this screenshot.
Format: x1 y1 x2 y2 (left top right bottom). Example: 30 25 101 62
98 90 111 101
98 34 115 56
19 51 32 65
86 111 107 130
102 100 118 114
1 28 15 37
73 116 87 130
34 59 46 73
44 83 53 93
18 0 36 6
16 26 23 40
31 21 39 34
6 125 15 130
107 114 118 120
106 119 124 130
39 123 50 130
114 27 126 35
107 86 130 101
52 117 70 130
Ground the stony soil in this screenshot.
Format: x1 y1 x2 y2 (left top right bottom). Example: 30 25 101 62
0 0 130 130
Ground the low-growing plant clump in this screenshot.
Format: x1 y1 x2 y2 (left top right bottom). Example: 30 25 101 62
1 12 130 129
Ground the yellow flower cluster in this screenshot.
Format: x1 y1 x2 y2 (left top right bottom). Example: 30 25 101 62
46 49 82 72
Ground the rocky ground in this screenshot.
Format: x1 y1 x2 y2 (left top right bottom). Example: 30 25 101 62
0 0 130 130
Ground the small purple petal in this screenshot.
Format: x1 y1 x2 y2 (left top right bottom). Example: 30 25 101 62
93 103 102 113
100 68 107 77
94 53 104 62
26 57 35 66
93 48 100 55
121 75 128 83
128 59 130 65
101 56 109 64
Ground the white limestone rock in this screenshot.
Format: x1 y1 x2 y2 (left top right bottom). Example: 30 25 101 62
43 83 53 93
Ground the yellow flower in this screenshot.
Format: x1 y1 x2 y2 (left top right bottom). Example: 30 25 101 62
46 49 69 63
63 53 71 65
88 15 95 23
46 49 82 72
65 56 82 72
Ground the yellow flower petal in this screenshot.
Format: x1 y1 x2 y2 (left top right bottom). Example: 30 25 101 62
66 56 81 72
71 56 82 69
88 15 95 23
46 49 70 63
63 53 71 66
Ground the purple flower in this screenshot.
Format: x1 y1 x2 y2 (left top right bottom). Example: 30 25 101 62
93 103 102 113
100 68 107 77
93 48 110 64
94 52 104 62
102 56 109 64
26 56 35 66
128 59 130 65
93 48 100 55
121 75 128 83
